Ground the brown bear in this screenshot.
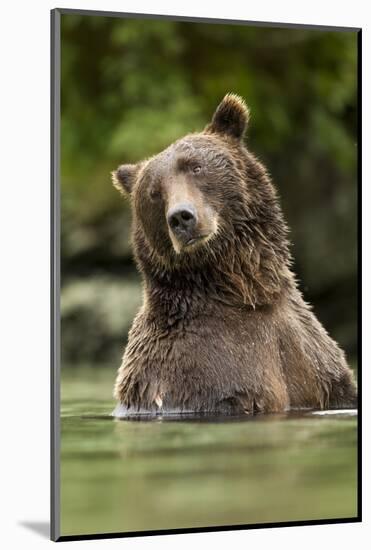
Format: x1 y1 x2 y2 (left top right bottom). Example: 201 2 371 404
111 93 357 416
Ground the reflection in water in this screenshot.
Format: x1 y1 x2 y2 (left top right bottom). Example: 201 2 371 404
60 368 358 537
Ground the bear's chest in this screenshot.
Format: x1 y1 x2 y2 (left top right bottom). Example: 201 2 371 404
116 305 282 415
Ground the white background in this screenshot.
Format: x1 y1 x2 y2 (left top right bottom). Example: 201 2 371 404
0 0 369 548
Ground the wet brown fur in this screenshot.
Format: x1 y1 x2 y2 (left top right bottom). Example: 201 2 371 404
111 93 357 415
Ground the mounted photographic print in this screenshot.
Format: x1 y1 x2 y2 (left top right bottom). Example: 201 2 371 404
51 8 361 542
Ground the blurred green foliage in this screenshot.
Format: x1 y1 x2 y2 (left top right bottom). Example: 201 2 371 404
61 14 358 366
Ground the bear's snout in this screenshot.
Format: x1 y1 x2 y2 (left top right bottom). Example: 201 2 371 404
167 203 197 244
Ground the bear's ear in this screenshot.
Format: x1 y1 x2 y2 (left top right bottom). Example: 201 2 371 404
111 164 138 195
205 93 249 140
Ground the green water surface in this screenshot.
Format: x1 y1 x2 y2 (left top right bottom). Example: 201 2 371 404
60 367 358 537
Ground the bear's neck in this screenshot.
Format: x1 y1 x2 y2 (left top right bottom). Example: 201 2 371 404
135 230 294 324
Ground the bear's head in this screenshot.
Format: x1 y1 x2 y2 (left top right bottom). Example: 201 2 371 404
112 94 291 306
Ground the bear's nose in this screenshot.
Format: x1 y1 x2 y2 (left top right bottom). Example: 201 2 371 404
167 204 197 237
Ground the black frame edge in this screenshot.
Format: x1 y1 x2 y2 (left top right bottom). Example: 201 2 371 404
58 517 361 542
55 7 361 32
356 28 362 523
51 7 61 543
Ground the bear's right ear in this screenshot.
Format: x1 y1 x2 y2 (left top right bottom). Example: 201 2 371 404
111 164 138 195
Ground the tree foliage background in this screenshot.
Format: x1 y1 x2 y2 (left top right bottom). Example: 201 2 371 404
60 14 358 368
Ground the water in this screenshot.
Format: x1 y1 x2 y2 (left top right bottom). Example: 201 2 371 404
60 367 358 537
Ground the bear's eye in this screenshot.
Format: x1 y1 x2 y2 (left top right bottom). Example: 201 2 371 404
149 188 161 201
192 165 202 175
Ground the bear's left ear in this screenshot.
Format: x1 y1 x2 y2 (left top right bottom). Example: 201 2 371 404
111 163 138 195
205 93 249 141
